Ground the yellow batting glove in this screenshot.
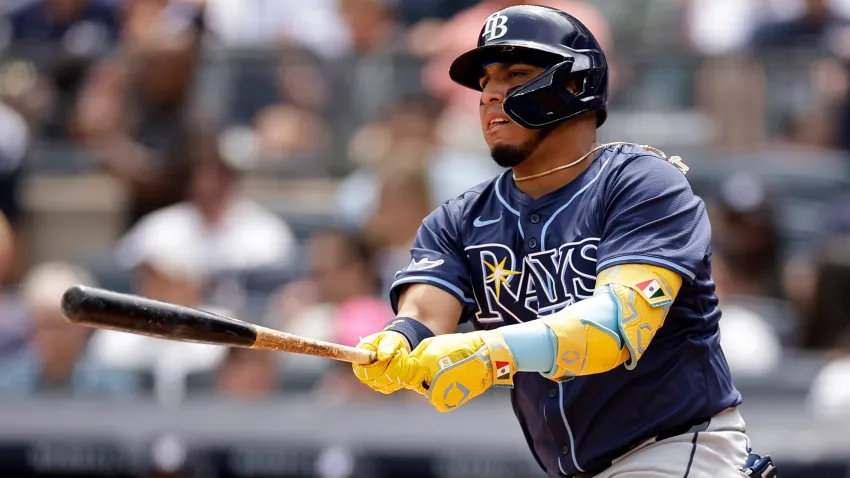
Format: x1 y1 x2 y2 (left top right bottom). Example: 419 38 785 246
405 330 516 412
352 331 415 394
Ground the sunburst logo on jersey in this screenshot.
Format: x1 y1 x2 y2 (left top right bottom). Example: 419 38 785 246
483 257 521 300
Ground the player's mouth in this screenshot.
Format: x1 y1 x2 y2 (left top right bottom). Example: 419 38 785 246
486 113 512 134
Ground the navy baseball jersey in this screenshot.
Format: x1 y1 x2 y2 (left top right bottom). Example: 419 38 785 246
389 144 742 476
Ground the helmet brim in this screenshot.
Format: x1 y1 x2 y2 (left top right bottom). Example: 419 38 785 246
448 42 567 91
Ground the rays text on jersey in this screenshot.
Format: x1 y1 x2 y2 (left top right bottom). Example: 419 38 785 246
465 238 599 324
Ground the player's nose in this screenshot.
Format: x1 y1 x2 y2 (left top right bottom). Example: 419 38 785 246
481 83 506 105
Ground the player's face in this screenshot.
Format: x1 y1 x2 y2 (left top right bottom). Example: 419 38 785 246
479 63 548 167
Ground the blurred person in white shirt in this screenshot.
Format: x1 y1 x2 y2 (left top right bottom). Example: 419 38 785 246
89 218 230 404
202 0 351 59
114 126 297 277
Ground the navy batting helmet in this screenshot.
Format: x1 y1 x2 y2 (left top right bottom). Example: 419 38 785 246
449 5 608 129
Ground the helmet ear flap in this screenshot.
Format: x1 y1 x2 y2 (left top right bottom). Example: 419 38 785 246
503 60 588 129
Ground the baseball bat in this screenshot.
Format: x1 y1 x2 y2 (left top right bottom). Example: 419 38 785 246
60 285 377 365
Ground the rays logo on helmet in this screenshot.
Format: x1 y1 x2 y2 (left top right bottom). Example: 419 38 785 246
482 12 509 42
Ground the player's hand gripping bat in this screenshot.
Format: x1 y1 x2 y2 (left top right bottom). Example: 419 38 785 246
60 285 377 365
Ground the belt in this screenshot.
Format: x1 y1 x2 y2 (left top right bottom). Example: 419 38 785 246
570 418 712 478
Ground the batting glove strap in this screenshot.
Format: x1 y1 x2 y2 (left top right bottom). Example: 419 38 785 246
479 331 516 388
382 317 435 351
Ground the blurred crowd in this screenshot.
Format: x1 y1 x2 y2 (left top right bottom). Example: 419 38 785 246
0 0 848 415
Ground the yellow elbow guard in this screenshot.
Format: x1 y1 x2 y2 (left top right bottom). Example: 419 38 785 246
539 264 682 380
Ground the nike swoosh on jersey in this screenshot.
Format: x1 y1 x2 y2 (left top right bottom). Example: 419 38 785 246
473 214 503 227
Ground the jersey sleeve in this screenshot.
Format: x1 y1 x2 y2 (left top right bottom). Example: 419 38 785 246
389 201 478 322
595 155 710 282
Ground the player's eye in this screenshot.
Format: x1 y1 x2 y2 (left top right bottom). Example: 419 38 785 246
479 77 489 89
509 70 528 79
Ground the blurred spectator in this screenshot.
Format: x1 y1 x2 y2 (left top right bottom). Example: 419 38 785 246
0 212 14 287
114 125 297 277
0 99 28 229
710 175 787 375
781 193 850 351
801 236 850 350
215 347 279 399
269 229 392 389
219 46 333 172
88 222 229 403
5 0 119 47
0 261 143 397
717 302 782 376
315 293 401 403
686 0 761 56
709 174 782 300
750 0 850 52
396 0 479 26
364 164 434 299
807 342 850 418
252 104 330 166
337 94 500 227
73 0 206 230
0 211 29 356
327 0 411 127
203 0 351 60
337 0 405 56
2 0 121 138
271 48 331 114
805 235 850 417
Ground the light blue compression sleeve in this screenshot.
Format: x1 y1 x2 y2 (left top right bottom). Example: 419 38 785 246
499 289 621 373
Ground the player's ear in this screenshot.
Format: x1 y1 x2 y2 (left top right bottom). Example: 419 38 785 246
565 73 585 96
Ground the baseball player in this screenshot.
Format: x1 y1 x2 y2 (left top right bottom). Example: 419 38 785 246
352 5 778 478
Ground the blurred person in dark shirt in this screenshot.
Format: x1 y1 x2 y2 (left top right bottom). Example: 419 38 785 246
708 174 782 300
0 99 28 236
395 0 479 26
792 193 850 350
706 175 786 375
0 261 143 397
6 0 119 45
804 235 850 417
331 0 410 126
73 0 205 230
3 0 121 138
750 0 850 51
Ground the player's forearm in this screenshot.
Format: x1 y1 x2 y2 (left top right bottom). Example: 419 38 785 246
500 264 682 380
396 283 466 337
499 292 620 374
